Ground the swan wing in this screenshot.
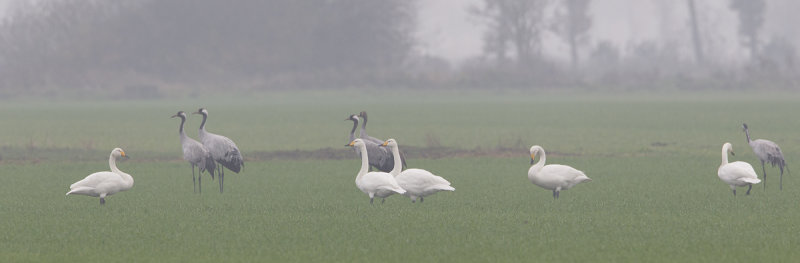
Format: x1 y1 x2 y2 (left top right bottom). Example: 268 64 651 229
719 161 759 182
362 172 405 194
70 171 119 189
397 168 453 193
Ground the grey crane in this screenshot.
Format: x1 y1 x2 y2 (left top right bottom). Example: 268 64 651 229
743 123 788 190
172 111 216 193
357 111 407 172
193 108 244 193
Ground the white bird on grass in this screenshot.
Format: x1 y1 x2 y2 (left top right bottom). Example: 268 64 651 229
528 145 591 199
66 148 133 205
347 139 405 204
718 142 761 196
381 138 454 203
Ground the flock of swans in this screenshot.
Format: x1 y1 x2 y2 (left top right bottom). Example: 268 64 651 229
65 110 789 205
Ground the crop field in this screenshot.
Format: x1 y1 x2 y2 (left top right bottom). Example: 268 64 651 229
1 90 800 262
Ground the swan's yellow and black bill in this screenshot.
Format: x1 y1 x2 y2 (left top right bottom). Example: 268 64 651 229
381 141 389 146
120 150 127 157
346 141 356 147
530 153 535 164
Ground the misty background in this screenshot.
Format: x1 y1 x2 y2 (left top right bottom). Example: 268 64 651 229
0 0 797 99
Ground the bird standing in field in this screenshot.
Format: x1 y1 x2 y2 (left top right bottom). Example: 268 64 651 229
357 111 406 172
382 138 454 203
345 114 362 156
718 142 761 196
194 108 244 193
742 123 788 190
347 139 405 204
527 145 591 199
66 148 133 205
172 111 215 193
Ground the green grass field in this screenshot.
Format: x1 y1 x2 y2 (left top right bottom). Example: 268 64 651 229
1 90 799 262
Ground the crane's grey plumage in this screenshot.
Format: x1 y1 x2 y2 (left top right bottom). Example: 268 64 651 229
194 108 244 193
357 111 407 172
743 123 788 190
172 111 215 193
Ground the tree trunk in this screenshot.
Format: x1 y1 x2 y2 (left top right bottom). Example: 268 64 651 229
686 0 704 64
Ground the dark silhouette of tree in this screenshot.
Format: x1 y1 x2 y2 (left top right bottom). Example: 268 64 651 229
554 0 591 70
472 0 549 66
729 0 765 61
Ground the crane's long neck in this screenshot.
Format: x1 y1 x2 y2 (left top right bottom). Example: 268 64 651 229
744 127 752 143
357 144 369 180
388 144 402 176
721 145 730 165
178 116 187 141
359 116 368 138
349 119 358 142
198 112 208 135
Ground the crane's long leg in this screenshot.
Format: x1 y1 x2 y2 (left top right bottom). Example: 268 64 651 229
381 198 386 204
732 189 736 196
746 184 752 195
761 160 767 190
100 197 105 205
198 168 202 194
219 165 225 193
552 190 557 200
780 167 784 191
420 196 424 203
192 164 197 193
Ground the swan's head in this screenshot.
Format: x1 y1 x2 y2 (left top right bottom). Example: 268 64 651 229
529 145 543 164
345 114 359 122
723 142 735 156
381 138 398 148
347 138 365 148
171 111 187 119
111 148 128 159
193 108 208 116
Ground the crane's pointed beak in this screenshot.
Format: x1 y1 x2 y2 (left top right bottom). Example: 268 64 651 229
170 115 178 118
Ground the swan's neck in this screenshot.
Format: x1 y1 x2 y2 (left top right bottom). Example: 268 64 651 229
389 144 402 176
357 144 369 180
529 150 546 179
109 154 121 174
721 145 729 166
349 119 358 141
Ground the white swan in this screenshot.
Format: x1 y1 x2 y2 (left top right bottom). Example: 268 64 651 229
66 148 133 205
528 145 591 199
347 139 405 204
718 142 761 196
382 139 454 203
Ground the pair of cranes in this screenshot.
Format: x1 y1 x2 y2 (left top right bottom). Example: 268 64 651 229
171 108 244 194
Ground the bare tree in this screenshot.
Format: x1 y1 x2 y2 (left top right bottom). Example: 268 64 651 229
686 0 704 64
729 0 766 61
472 0 550 66
554 0 591 70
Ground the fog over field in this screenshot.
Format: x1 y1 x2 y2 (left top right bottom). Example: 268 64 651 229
0 0 797 98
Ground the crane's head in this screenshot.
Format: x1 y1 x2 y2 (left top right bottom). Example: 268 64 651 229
171 111 186 119
358 111 367 118
346 138 365 147
742 123 748 131
193 108 208 116
345 114 359 122
381 138 398 148
111 148 129 159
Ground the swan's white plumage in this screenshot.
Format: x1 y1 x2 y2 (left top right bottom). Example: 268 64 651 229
527 145 591 198
348 139 405 203
382 139 453 202
718 142 760 195
66 148 133 204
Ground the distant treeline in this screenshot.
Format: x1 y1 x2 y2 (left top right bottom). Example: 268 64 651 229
0 0 797 98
